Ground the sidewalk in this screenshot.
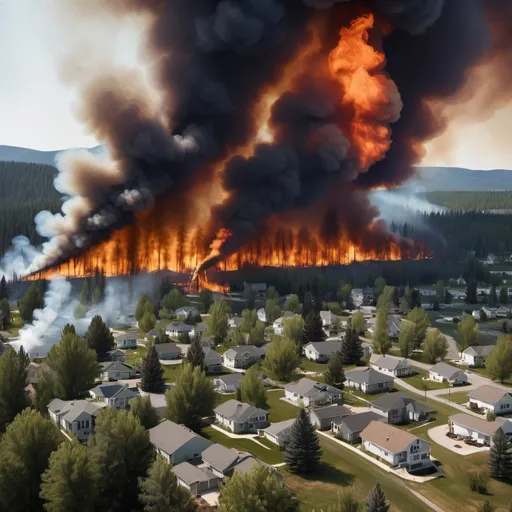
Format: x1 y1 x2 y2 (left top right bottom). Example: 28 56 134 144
209 424 271 450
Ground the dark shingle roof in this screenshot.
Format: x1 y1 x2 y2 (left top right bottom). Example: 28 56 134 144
336 411 383 433
345 368 394 385
154 343 180 355
370 392 435 414
214 399 267 423
201 443 240 473
310 404 350 421
285 378 340 398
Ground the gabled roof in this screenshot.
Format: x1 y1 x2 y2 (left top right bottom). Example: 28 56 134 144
371 355 410 371
304 340 342 355
345 367 394 385
214 373 243 386
214 399 267 423
100 361 133 373
370 392 435 414
48 399 105 422
203 348 222 365
90 383 125 398
224 345 265 359
154 343 180 354
201 443 240 473
429 362 464 379
319 310 341 322
172 462 217 485
166 322 193 332
108 349 125 356
261 419 295 437
115 332 137 341
450 413 509 436
361 421 425 453
469 385 511 404
233 456 267 475
309 404 350 421
285 378 340 398
335 411 383 433
463 345 494 357
149 420 210 455
273 311 296 325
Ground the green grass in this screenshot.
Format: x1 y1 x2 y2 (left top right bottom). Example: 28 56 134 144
7 310 23 336
437 390 469 405
265 390 300 422
401 369 449 391
155 319 172 330
216 345 229 355
124 346 147 367
300 359 328 372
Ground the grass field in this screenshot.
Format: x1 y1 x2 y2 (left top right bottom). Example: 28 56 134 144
437 390 469 405
7 310 23 336
300 359 328 372
265 390 300 422
401 369 449 391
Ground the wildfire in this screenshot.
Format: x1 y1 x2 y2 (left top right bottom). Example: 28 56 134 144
195 272 230 295
192 228 232 282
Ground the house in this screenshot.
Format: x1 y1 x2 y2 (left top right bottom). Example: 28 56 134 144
320 310 342 328
483 253 498 265
257 308 266 323
345 368 394 394
165 322 194 338
303 340 342 363
468 386 512 415
213 373 243 393
332 411 384 443
351 288 364 306
107 349 126 363
100 361 136 381
428 362 468 385
419 288 437 297
214 399 268 433
361 342 373 359
149 420 212 464
114 332 137 350
455 275 467 286
273 312 296 335
461 345 495 367
203 348 223 373
449 413 512 446
244 282 267 297
369 392 435 424
361 421 432 470
175 306 200 319
154 343 181 360
284 378 342 407
89 382 140 409
473 306 497 320
190 322 208 338
363 287 375 302
309 404 350 430
367 315 405 339
496 305 511 318
370 355 412 377
172 461 220 497
258 419 295 448
228 317 244 328
48 399 106 441
223 345 265 369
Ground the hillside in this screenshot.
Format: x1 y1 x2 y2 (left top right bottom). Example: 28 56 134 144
0 144 103 165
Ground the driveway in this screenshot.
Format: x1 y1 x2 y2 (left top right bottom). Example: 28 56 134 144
428 425 489 455
199 491 219 507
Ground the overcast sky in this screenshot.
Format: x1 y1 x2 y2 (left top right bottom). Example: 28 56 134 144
0 0 510 170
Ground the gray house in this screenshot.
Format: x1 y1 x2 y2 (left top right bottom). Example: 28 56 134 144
213 373 243 393
154 343 181 360
284 378 342 407
370 392 435 424
172 461 220 497
149 420 212 464
345 368 394 394
258 419 295 448
115 332 137 350
107 349 126 363
332 411 384 443
100 361 136 381
89 382 140 410
214 399 269 433
203 348 223 374
303 340 343 363
223 345 265 369
309 404 350 430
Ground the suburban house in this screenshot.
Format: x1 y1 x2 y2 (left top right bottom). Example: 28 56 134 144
165 322 194 338
172 461 220 497
320 310 342 328
273 312 296 335
483 253 498 265
213 373 243 393
89 382 140 410
351 288 364 306
361 421 432 470
190 322 208 338
428 362 468 385
461 345 495 367
309 404 350 430
114 332 137 350
257 308 266 323
361 342 373 359
468 386 512 415
370 355 412 377
149 420 212 464
223 345 265 369
107 349 126 363
48 399 106 441
455 275 467 286
154 343 181 360
369 392 435 424
175 306 200 319
332 411 384 443
473 306 497 320
449 413 512 446
100 361 136 381
228 317 244 328
214 399 269 434
345 368 394 394
203 348 223 374
303 340 342 363
496 305 511 318
244 282 267 297
366 315 406 339
258 419 295 448
285 378 342 407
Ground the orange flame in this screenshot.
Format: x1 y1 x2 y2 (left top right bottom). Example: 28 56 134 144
191 228 232 282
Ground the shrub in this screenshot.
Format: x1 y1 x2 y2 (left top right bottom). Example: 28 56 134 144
468 470 489 494
486 410 496 422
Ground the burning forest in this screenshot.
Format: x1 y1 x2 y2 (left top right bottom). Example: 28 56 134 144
8 0 512 291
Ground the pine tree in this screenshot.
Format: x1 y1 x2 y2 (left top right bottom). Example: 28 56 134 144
340 328 363 365
302 291 314 318
186 333 205 369
153 329 170 345
92 287 103 305
324 351 345 389
19 282 44 323
0 298 10 330
366 483 390 512
140 345 165 393
0 275 7 300
79 280 89 306
285 408 322 474
86 315 115 361
302 309 326 350
487 429 512 480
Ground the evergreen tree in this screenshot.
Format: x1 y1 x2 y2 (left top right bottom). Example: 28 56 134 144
140 345 165 393
373 308 391 355
242 283 257 310
185 311 196 325
365 483 389 512
285 408 322 474
186 333 205 369
40 440 99 512
130 396 160 430
466 279 477 303
199 289 214 313
92 287 103 305
86 315 115 361
477 501 496 512
351 311 366 335
302 309 326 350
207 300 231 345
340 328 364 365
324 351 346 389
79 279 89 306
139 456 197 512
0 409 61 512
0 275 8 300
264 336 300 382
302 291 314 317
0 298 10 330
62 323 76 336
487 428 512 480
241 365 266 409
153 329 170 345
489 286 498 307
19 282 44 323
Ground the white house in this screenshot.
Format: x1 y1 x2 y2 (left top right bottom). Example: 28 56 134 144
89 382 140 410
455 276 467 286
428 362 467 385
496 305 511 318
223 345 265 369
213 373 243 393
165 322 194 338
257 308 266 323
370 354 412 378
361 421 432 471
468 386 512 415
48 399 106 441
258 419 295 448
100 361 136 381
351 288 364 306
345 368 394 394
284 378 341 407
320 310 342 328
107 349 126 363
115 332 137 350
203 348 223 374
483 253 498 265
175 306 200 319
214 399 269 434
461 345 494 367
149 420 213 464
273 312 296 335
472 306 497 320
303 340 342 363
369 392 435 424
449 413 512 446
154 343 181 360
419 288 437 297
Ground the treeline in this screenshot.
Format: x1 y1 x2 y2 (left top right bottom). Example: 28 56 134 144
0 162 61 255
427 191 512 212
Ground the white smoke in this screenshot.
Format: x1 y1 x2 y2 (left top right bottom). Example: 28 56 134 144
0 236 42 280
371 189 445 216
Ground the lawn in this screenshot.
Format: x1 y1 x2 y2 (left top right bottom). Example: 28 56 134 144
401 369 449 391
300 359 328 373
437 390 469 405
124 346 147 367
265 390 300 422
7 310 23 336
215 345 229 355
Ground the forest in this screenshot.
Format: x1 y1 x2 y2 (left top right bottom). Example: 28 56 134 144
427 191 512 212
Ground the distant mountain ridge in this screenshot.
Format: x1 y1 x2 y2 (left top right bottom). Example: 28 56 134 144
0 145 103 166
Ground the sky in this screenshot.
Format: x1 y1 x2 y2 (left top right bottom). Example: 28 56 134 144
0 0 511 170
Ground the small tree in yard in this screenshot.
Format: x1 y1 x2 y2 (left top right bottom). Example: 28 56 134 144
130 396 160 430
422 328 448 364
140 345 165 393
406 307 430 349
241 365 266 409
365 482 389 512
285 408 322 474
486 335 512 384
372 308 391 355
139 311 156 333
324 351 345 389
487 429 512 480
486 410 496 422
341 328 364 365
457 315 479 355
302 309 326 350
351 311 366 335
398 320 415 358
186 333 205 369
153 329 170 345
324 489 360 512
86 315 115 361
264 336 300 382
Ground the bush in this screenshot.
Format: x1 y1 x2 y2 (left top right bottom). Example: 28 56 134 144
468 470 489 494
486 410 496 422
